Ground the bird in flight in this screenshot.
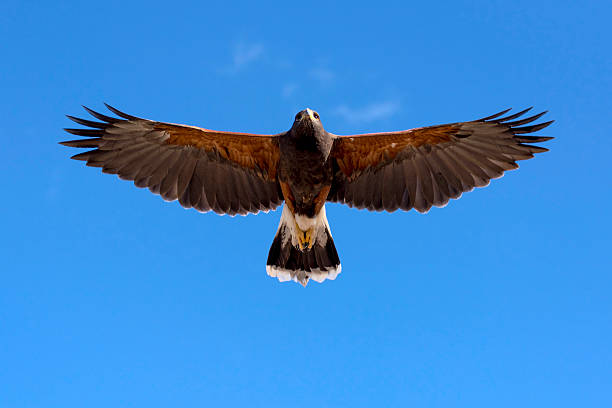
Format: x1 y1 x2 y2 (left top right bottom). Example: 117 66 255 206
61 105 553 286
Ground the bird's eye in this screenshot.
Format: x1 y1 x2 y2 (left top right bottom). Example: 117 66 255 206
295 114 301 121
313 112 320 120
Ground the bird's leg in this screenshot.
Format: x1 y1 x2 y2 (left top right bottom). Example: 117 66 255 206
295 222 315 251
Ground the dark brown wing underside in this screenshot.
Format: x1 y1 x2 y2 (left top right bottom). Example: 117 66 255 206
61 104 283 215
328 108 553 213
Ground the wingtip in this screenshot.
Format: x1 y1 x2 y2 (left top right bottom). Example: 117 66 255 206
65 114 83 124
81 104 122 123
104 103 139 120
81 105 96 116
103 102 117 114
70 151 90 161
537 136 555 142
103 103 119 113
478 108 512 121
496 107 534 123
537 120 555 130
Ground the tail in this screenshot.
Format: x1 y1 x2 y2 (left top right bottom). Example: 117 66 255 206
266 205 341 286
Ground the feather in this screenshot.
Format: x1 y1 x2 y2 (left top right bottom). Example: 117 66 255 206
436 147 476 192
104 103 140 120
64 128 103 137
381 162 401 212
477 108 512 121
512 121 554 134
496 107 533 123
400 159 418 210
504 111 547 127
413 154 434 213
176 151 198 200
66 115 110 129
83 106 122 123
60 138 102 148
514 135 554 143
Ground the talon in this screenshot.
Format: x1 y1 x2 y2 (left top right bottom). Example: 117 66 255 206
304 228 314 250
296 223 314 251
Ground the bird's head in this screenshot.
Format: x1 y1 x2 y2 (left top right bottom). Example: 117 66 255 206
292 108 324 133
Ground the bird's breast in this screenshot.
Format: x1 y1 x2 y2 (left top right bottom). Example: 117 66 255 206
278 132 334 217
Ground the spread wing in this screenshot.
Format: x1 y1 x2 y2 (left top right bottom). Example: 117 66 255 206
61 104 283 215
328 108 553 213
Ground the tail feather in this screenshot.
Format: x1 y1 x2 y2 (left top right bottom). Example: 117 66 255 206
266 205 341 286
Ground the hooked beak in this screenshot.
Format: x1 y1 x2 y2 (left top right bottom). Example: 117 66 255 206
295 108 316 124
305 108 316 121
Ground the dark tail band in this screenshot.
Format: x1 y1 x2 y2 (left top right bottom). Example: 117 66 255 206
266 220 341 286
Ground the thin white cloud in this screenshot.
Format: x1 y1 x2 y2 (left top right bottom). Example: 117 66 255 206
333 101 400 124
282 83 299 98
309 67 335 83
229 42 264 72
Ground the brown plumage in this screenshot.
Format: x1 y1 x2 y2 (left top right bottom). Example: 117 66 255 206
61 104 553 286
157 123 280 180
327 107 553 213
62 104 282 215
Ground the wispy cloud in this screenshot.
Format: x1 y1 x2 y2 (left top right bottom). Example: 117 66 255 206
333 101 400 124
309 67 335 84
227 42 264 72
282 83 299 98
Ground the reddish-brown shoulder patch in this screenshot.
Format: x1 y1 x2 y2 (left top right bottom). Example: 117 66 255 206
331 124 460 177
157 123 280 180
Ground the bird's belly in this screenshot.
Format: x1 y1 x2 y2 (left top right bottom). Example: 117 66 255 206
279 151 333 216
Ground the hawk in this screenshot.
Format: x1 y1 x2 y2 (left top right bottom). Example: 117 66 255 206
61 105 553 286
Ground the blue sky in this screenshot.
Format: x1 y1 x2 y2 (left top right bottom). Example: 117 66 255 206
1 1 611 406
